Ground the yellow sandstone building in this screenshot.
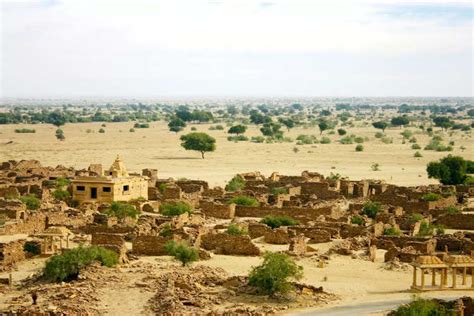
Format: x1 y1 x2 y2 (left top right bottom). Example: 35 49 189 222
72 156 148 203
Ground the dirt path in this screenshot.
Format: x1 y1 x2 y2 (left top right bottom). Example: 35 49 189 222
98 286 154 316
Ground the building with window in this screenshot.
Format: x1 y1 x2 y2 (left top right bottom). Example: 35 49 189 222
71 156 148 203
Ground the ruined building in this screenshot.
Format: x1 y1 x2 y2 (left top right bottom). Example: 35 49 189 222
72 156 148 203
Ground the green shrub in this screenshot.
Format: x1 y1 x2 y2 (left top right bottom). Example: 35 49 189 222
339 136 353 144
44 246 118 282
226 224 248 236
129 128 135 132
409 213 424 224
160 202 192 216
227 135 249 142
159 224 173 237
320 136 331 144
55 177 71 188
24 241 41 255
337 128 347 136
435 225 446 236
158 183 168 192
351 215 364 225
270 187 288 195
19 194 41 210
414 151 423 158
250 136 265 143
98 128 105 133
52 189 70 201
261 215 299 229
381 136 393 144
165 240 199 266
15 128 36 133
411 143 421 150
355 144 364 152
354 136 364 143
296 134 317 145
401 130 413 139
417 221 434 236
374 132 384 138
421 193 442 201
445 206 460 215
104 202 140 219
225 175 246 192
384 227 401 236
248 252 303 295
392 297 455 316
228 196 259 207
361 201 382 219
134 122 150 128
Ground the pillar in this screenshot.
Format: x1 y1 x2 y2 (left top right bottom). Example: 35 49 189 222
462 267 467 285
431 269 436 286
421 269 425 288
412 266 417 287
444 268 448 286
440 269 445 289
452 268 457 288
472 268 474 288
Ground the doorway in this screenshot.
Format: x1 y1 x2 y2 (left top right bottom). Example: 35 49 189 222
91 187 98 199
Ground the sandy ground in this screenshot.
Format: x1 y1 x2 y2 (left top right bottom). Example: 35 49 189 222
0 121 472 187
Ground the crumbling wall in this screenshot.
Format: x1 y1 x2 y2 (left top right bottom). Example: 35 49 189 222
1 212 46 235
199 201 235 219
132 235 175 255
264 227 291 244
0 239 26 268
235 205 340 222
435 214 474 230
46 210 94 228
248 223 272 239
288 234 307 256
200 233 260 256
91 233 127 263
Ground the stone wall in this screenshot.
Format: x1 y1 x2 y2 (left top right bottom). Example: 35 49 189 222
300 182 342 199
199 201 235 219
264 228 291 244
91 232 128 263
292 227 333 243
46 210 94 228
1 212 46 235
200 232 260 256
248 223 272 238
0 239 26 269
435 213 474 230
235 205 340 222
132 235 175 256
288 234 307 256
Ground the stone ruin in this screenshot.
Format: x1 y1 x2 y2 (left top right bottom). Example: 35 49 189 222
0 159 473 311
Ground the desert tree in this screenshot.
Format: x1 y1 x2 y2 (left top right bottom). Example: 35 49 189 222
180 132 216 159
228 124 247 135
372 121 388 132
427 155 474 185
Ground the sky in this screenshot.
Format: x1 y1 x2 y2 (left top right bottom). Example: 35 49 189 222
0 0 473 98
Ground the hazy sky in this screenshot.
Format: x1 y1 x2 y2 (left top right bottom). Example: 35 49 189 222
1 0 473 98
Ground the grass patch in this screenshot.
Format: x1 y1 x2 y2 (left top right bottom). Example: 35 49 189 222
160 201 192 216
228 196 259 207
261 215 299 229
